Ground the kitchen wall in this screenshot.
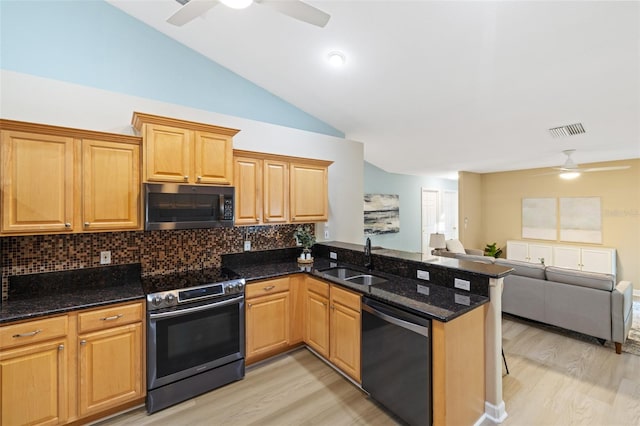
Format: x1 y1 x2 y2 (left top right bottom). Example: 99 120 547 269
1 225 307 301
364 162 458 253
460 159 640 290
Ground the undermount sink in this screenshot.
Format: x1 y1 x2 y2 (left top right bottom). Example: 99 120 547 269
320 267 388 286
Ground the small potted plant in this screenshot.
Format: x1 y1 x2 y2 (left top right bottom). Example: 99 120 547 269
294 225 316 262
484 242 503 258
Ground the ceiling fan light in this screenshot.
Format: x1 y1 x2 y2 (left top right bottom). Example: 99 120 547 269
560 171 581 180
220 0 253 9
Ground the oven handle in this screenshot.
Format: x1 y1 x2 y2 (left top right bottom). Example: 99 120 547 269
148 295 244 320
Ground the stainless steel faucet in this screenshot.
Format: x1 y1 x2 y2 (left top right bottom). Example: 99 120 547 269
364 237 372 269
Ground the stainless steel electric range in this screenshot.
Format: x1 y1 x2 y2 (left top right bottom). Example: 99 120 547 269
142 268 245 414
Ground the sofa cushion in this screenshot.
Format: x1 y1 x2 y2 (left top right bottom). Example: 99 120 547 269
445 239 466 254
495 258 546 279
545 266 614 291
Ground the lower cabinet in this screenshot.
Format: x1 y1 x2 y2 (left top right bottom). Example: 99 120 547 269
304 277 361 383
0 301 145 426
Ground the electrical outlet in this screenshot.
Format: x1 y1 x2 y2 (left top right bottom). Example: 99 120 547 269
100 251 111 265
416 270 430 280
244 241 251 251
454 278 471 291
455 294 471 306
330 252 338 260
324 230 330 239
417 284 430 296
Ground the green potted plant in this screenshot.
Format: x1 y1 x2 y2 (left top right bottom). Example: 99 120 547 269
484 242 503 258
294 225 316 261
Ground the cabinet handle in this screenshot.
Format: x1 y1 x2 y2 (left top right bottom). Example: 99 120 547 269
64 223 71 228
84 222 90 227
100 314 123 321
184 176 189 180
263 285 276 291
197 176 202 182
80 340 87 346
58 344 64 351
12 329 42 338
248 303 252 308
330 305 335 310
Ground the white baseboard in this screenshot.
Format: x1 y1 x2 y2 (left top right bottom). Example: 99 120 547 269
634 289 640 298
485 400 508 424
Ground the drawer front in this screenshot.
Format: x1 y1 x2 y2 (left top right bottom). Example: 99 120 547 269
246 277 290 299
306 277 330 298
78 302 143 334
0 315 68 350
331 285 361 312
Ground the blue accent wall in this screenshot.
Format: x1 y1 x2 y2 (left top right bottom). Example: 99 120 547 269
0 0 343 137
364 161 458 252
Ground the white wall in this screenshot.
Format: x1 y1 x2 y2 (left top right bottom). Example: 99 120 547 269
1 70 364 245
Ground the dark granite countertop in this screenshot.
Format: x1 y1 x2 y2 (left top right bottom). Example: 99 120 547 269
224 252 488 322
1 264 144 325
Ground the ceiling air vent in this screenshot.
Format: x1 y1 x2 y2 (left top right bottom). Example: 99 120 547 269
548 123 586 138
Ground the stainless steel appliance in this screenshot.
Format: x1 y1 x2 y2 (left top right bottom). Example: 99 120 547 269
361 297 431 426
144 269 245 414
144 183 234 230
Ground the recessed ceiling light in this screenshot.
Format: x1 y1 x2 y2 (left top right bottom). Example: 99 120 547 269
327 51 346 67
220 0 252 9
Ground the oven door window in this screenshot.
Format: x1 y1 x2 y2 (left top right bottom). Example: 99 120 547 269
155 303 239 379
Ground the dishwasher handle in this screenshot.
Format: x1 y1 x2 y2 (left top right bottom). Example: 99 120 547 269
362 298 429 337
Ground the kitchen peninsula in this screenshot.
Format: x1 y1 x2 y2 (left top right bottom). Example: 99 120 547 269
222 241 513 426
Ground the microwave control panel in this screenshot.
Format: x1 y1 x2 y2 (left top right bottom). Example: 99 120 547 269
223 198 234 220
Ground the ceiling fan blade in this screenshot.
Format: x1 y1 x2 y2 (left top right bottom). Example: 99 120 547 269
259 0 330 27
581 166 631 173
167 0 219 26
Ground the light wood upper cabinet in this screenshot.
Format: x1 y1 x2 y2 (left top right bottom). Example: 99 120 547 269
290 162 329 222
78 323 143 417
0 120 142 235
233 153 289 225
82 139 140 231
234 150 331 225
132 112 237 185
1 130 75 234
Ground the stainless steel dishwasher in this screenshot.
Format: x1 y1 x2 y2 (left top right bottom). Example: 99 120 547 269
361 297 431 426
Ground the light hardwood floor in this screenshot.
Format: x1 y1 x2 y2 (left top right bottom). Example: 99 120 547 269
98 302 640 426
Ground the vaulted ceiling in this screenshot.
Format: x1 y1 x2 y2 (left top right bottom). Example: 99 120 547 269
109 0 639 179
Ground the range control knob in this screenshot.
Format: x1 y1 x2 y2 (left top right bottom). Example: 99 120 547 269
152 295 163 307
165 294 176 305
237 283 244 292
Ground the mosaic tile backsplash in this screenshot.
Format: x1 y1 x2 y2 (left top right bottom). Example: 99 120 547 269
1 224 311 301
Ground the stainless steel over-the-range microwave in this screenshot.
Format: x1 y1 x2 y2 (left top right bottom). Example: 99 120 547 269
144 183 234 230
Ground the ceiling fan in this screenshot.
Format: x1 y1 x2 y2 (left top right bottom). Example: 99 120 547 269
547 149 630 179
167 0 331 27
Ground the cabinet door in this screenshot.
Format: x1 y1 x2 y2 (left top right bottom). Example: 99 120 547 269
1 130 75 233
290 162 328 222
246 292 290 362
82 139 140 231
234 156 262 225
144 124 191 182
263 159 289 223
194 131 233 185
528 243 553 265
581 248 615 274
553 246 582 270
305 290 330 358
329 286 361 383
0 339 68 426
78 323 143 417
506 241 529 262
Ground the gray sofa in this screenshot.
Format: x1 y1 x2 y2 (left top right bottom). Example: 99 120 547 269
495 258 633 354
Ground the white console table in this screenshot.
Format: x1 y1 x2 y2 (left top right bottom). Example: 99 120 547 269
506 240 616 275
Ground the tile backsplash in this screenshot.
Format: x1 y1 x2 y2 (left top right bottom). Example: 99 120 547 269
1 224 310 301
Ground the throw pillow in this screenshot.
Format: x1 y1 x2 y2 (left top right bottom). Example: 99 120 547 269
445 239 466 254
